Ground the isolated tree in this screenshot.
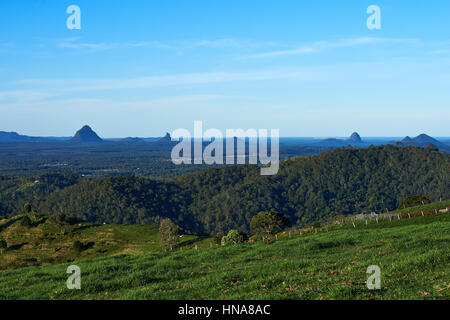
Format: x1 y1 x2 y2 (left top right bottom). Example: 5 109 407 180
250 210 290 243
221 230 244 246
24 203 32 214
159 218 180 251
0 238 7 254
213 232 225 245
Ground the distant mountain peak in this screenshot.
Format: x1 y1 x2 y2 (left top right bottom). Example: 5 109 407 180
400 133 441 146
413 134 440 145
161 132 171 140
349 132 362 143
402 136 413 142
416 133 433 140
71 125 103 143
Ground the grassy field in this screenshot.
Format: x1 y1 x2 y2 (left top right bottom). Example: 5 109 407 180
0 215 211 270
0 205 449 300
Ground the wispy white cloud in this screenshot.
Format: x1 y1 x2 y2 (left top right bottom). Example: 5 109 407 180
243 37 421 59
15 69 308 92
192 38 245 48
55 37 281 52
56 37 171 51
246 47 316 58
191 38 280 49
0 94 246 117
8 59 448 102
0 90 55 104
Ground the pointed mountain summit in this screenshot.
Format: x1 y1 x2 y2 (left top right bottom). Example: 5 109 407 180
348 132 362 143
401 136 413 144
317 132 363 146
160 132 172 141
413 133 441 145
71 125 103 143
401 133 441 146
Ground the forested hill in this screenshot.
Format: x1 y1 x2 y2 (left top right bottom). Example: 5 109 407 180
1 145 449 234
169 145 449 233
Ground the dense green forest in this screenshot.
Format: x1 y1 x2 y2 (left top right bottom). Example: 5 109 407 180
0 145 449 234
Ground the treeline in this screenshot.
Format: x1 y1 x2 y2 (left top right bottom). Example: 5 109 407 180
0 145 449 234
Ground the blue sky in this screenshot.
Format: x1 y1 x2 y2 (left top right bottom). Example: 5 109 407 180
1 0 449 137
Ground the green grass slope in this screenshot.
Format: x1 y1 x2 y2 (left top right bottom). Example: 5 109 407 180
0 215 211 271
0 209 448 300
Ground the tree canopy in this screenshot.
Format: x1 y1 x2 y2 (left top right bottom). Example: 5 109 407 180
159 218 180 251
250 210 290 242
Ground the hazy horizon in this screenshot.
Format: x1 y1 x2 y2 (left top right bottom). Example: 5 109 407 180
1 1 450 137
1 125 449 141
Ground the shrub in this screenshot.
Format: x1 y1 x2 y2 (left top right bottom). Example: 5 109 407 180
312 221 321 229
221 230 244 246
24 203 32 214
72 240 84 253
249 234 262 241
213 232 225 245
48 214 70 226
20 215 32 228
0 239 7 254
398 196 431 209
